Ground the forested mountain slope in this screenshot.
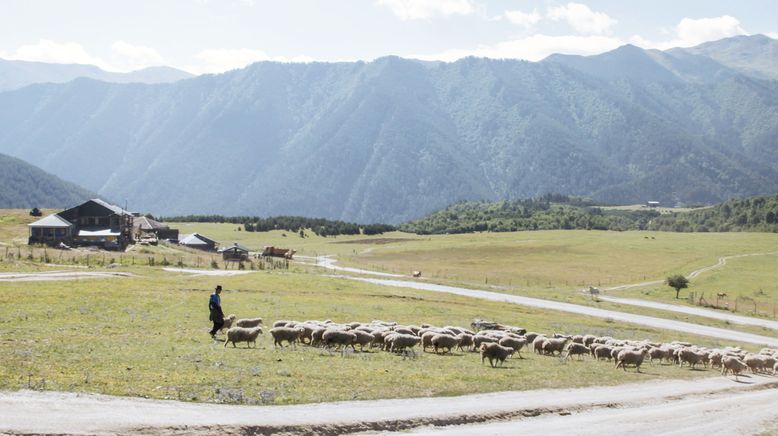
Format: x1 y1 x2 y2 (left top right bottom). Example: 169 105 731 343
0 35 776 223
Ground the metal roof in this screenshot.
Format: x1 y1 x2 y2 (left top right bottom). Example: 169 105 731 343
218 242 250 253
134 216 169 230
91 198 131 216
78 229 120 237
28 214 73 228
179 233 213 246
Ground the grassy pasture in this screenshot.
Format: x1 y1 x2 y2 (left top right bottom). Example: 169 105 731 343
334 230 778 290
0 267 721 405
608 252 778 315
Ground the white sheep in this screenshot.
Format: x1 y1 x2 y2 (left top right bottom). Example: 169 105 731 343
322 329 357 351
615 348 648 372
456 333 474 352
721 356 749 380
387 333 421 353
352 330 375 352
235 317 263 328
224 326 263 348
498 336 527 358
269 326 304 348
566 342 590 360
431 334 460 354
541 337 570 356
220 314 237 332
480 343 514 367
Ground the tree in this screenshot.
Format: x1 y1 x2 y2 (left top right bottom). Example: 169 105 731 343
666 274 689 299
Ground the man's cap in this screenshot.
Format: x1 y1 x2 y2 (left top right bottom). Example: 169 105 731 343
216 285 222 291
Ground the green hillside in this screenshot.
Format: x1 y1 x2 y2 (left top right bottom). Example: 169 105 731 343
400 194 778 235
0 153 95 208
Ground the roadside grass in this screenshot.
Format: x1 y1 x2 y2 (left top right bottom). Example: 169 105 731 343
0 268 722 405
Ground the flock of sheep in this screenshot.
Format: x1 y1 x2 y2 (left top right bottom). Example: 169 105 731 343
217 316 778 378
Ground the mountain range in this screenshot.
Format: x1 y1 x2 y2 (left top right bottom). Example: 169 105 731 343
0 58 193 92
0 35 777 223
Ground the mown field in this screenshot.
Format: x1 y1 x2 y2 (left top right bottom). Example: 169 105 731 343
0 267 728 405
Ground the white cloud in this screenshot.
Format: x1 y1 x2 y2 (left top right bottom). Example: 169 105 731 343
630 15 747 50
504 9 541 28
8 39 106 67
413 34 623 62
675 16 745 46
547 3 616 35
377 0 474 20
111 40 164 71
767 32 778 39
192 48 314 74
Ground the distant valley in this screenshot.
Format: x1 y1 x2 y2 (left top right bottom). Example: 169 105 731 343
1 35 777 224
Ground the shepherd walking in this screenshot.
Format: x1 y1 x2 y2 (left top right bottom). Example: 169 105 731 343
209 285 224 338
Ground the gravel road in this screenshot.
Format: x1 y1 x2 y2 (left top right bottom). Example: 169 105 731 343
1 377 775 435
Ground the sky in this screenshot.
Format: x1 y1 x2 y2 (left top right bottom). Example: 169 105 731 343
1 0 776 74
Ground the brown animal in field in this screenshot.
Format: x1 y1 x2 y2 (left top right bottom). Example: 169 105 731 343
412 271 422 278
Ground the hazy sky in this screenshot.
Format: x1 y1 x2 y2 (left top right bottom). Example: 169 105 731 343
1 0 776 74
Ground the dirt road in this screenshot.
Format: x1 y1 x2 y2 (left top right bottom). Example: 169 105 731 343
598 295 778 331
1 377 775 435
0 271 132 281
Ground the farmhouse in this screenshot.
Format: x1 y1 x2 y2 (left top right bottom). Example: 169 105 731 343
28 214 74 246
28 199 133 249
179 233 217 251
219 242 250 261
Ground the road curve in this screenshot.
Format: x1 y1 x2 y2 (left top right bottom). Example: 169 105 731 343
598 295 778 331
327 275 778 347
1 377 775 435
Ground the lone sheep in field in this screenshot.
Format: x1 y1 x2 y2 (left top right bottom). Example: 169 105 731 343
220 314 237 332
270 326 304 348
615 349 648 372
235 317 263 328
431 334 460 354
481 343 514 368
721 356 749 380
224 326 263 348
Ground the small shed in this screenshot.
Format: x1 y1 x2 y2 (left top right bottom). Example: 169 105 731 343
133 216 179 241
219 243 250 261
178 233 217 251
28 214 74 245
646 201 660 208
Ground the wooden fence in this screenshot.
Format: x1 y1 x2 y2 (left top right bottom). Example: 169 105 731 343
688 291 777 318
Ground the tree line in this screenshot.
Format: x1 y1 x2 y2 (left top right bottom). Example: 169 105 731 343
161 214 395 237
400 193 778 235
